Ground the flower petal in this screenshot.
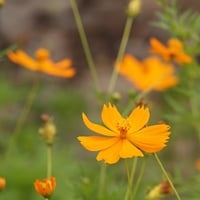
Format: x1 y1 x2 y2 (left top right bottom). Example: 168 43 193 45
120 139 143 158
96 140 122 164
101 104 123 133
128 124 170 153
127 105 150 133
82 113 117 136
77 136 118 151
7 50 38 71
150 38 169 60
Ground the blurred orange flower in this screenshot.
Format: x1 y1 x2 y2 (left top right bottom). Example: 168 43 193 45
7 48 76 78
0 177 6 191
118 55 178 91
34 176 56 198
150 38 192 64
78 103 170 164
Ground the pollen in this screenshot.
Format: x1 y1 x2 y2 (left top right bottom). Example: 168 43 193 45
116 120 130 139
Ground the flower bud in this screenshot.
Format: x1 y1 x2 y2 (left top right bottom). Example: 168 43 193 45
39 114 56 145
146 180 172 199
111 92 121 103
127 0 141 17
0 177 6 191
34 176 56 198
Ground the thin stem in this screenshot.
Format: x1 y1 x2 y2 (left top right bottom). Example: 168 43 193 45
154 153 181 200
98 163 107 200
70 0 100 92
4 78 39 160
108 16 135 94
124 157 138 200
132 158 146 199
47 145 52 178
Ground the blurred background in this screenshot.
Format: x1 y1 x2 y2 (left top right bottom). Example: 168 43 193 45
0 0 199 199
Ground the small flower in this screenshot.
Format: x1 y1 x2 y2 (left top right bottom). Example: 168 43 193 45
39 114 56 145
77 103 170 164
7 48 76 78
150 37 192 64
146 180 172 199
118 55 178 92
0 177 6 191
34 177 56 198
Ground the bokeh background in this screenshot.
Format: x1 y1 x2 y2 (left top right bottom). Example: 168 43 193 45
0 0 200 199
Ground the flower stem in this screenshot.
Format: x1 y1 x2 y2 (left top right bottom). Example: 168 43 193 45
98 163 107 200
70 0 100 92
108 15 135 95
4 78 39 160
124 157 138 200
47 144 52 178
154 153 181 200
132 158 146 199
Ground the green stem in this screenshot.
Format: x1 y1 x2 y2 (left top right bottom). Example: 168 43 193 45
108 16 135 95
154 153 181 200
98 163 107 200
4 78 39 160
124 157 138 200
47 144 52 178
132 158 146 199
70 0 100 92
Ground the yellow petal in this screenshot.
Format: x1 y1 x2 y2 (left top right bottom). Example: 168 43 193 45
127 105 150 133
120 139 143 158
7 50 38 71
101 103 123 133
150 38 169 59
168 38 183 50
55 59 72 69
82 113 117 136
96 140 122 164
77 136 118 151
128 124 170 153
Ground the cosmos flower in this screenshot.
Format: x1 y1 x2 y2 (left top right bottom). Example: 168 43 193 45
150 37 192 64
78 103 170 164
118 55 178 91
34 177 56 198
7 48 76 78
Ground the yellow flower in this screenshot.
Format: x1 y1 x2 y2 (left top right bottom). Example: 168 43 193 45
77 103 170 164
7 48 76 78
0 177 6 191
34 177 56 198
118 55 178 92
150 37 192 64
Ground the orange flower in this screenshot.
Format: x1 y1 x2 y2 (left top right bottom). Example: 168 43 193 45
118 55 178 91
34 177 56 198
150 37 192 64
0 177 6 191
7 48 76 78
77 103 170 164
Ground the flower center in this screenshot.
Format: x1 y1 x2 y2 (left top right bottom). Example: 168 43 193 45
117 120 130 139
